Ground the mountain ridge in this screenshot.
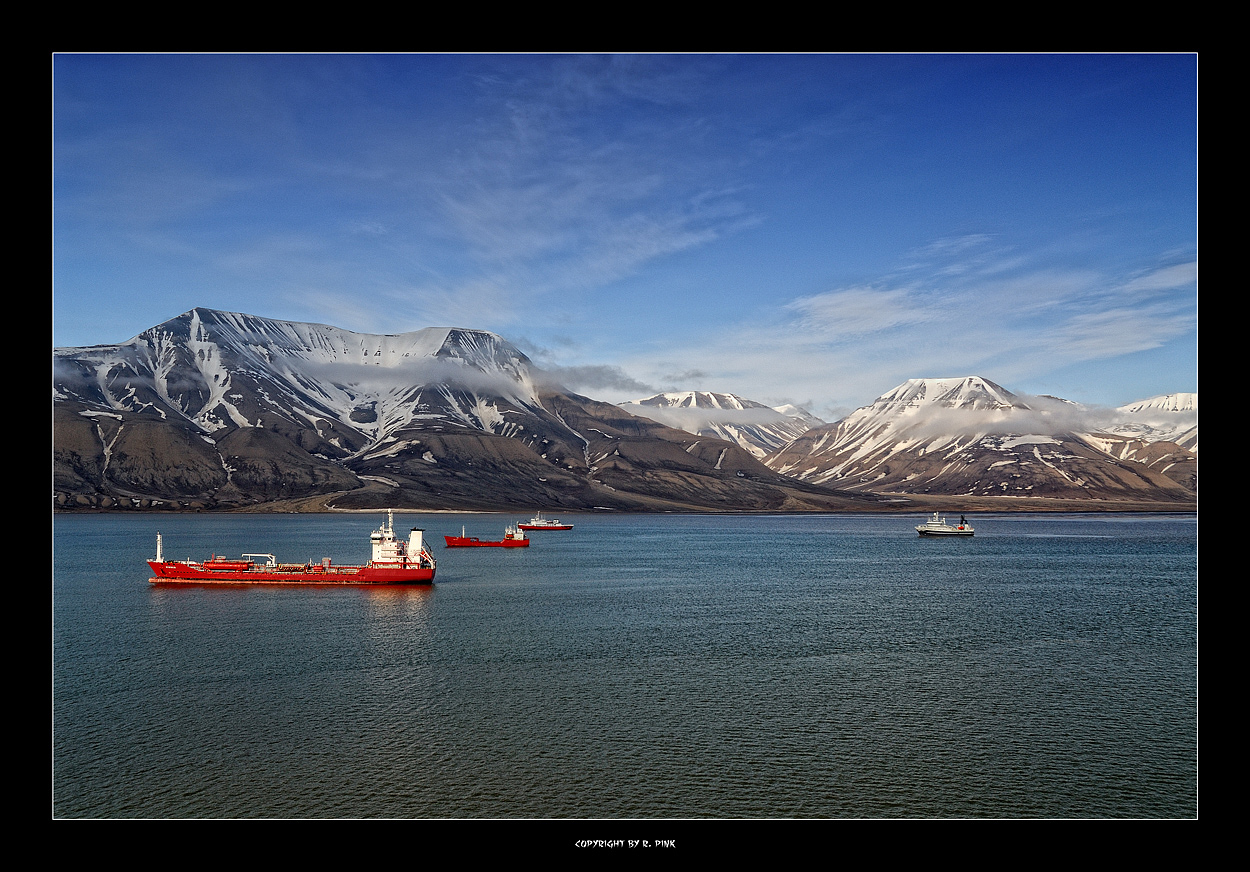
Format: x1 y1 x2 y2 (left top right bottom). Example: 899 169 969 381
619 391 823 459
53 312 1196 512
54 309 880 513
761 376 1196 500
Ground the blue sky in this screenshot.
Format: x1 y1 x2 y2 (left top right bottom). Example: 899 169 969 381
53 53 1197 420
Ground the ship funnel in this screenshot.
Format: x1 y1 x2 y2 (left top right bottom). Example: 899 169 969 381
408 528 424 557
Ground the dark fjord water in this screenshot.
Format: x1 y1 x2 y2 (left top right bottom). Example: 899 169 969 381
52 512 1196 819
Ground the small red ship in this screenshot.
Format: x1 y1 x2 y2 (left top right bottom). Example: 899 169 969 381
444 524 530 548
148 510 436 585
517 512 573 531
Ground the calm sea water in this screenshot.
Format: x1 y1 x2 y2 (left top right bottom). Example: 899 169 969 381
52 511 1197 820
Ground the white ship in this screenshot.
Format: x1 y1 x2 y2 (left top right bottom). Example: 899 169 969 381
915 512 974 537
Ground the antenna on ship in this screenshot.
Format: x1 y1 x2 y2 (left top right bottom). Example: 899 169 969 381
156 532 163 563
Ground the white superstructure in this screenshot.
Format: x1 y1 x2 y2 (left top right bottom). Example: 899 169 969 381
370 509 426 565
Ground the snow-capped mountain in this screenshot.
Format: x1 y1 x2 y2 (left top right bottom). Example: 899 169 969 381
52 313 1196 511
1075 393 1197 491
53 309 873 513
620 391 824 458
763 377 1196 501
1108 393 1197 452
55 309 552 455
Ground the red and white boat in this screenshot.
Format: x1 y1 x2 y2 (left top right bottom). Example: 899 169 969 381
148 510 436 585
444 524 530 548
517 512 573 531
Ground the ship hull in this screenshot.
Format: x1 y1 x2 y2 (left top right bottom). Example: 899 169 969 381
148 561 434 585
147 510 435 586
444 537 529 548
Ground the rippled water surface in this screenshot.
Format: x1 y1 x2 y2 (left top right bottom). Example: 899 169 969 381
53 512 1197 818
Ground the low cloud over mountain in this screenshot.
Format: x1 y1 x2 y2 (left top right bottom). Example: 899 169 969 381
620 392 823 459
763 377 1196 499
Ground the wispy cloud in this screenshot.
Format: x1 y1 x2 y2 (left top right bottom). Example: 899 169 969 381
786 286 932 339
533 363 656 396
607 238 1197 417
1118 261 1198 294
54 55 1196 415
397 57 752 323
1042 301 1196 360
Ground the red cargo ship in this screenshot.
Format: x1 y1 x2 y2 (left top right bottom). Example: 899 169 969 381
148 510 436 585
444 524 530 548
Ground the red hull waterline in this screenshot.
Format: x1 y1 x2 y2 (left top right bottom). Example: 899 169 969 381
444 525 530 548
148 563 435 585
444 537 529 548
148 510 436 586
